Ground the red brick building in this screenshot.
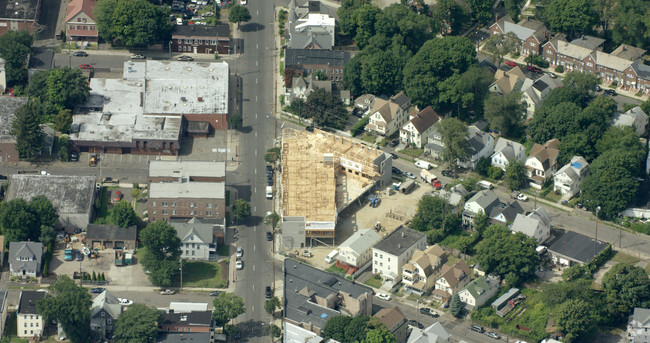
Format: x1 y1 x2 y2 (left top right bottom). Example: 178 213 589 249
489 16 549 56
0 0 41 36
285 48 350 86
172 24 230 54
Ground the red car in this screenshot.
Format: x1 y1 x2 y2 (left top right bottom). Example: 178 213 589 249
527 65 542 73
433 181 442 190
79 64 93 69
114 191 122 202
505 61 518 67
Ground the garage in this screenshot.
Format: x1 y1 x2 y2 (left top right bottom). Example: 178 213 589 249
86 224 137 250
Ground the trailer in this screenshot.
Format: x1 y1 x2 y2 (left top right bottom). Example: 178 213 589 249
420 169 438 184
399 179 416 194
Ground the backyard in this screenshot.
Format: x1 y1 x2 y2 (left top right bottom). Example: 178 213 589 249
182 261 228 288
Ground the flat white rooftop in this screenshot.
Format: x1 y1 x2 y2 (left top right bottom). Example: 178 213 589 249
149 160 226 179
149 181 225 199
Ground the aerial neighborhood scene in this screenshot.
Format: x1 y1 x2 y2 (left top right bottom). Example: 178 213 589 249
0 0 650 341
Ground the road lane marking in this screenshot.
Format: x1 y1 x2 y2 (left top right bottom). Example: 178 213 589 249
255 150 258 156
253 264 255 271
254 206 256 212
256 43 259 49
255 132 257 137
255 168 257 175
255 96 258 101
252 306 254 312
256 78 258 84
256 60 258 66
256 113 258 119
254 245 256 251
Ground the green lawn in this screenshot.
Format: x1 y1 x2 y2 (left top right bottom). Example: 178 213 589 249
400 147 424 158
360 133 377 144
93 187 115 225
218 244 230 257
364 276 383 289
612 252 641 265
326 264 346 276
182 261 227 288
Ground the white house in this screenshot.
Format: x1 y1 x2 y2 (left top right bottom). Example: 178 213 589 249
402 245 446 295
510 207 552 243
462 190 500 226
407 322 450 343
457 126 494 169
90 290 122 339
553 156 590 198
521 74 561 118
337 229 382 268
491 137 527 171
9 242 43 278
171 218 224 261
17 291 46 338
287 74 332 105
627 307 650 343
365 92 412 136
424 127 445 158
525 139 560 189
400 106 442 148
372 226 427 282
457 274 500 310
433 260 471 305
611 106 648 136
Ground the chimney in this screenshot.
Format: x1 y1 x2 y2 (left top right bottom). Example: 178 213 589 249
401 231 405 238
398 243 401 249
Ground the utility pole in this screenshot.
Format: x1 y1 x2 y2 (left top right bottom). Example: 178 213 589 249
180 257 183 289
595 206 600 258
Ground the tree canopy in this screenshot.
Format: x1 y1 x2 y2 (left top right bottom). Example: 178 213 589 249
437 65 493 119
139 221 181 286
11 100 45 160
554 299 598 342
94 0 173 47
436 118 469 167
0 30 32 86
322 315 389 343
409 195 460 240
37 275 92 343
601 263 650 321
544 0 599 37
608 0 650 49
111 200 137 228
301 88 348 129
114 304 162 343
483 92 525 138
431 0 468 35
212 292 246 326
503 160 527 190
228 5 252 28
482 32 520 67
44 68 91 112
0 196 58 244
232 199 251 220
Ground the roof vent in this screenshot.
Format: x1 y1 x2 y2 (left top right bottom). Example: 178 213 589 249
181 97 187 102
198 97 203 102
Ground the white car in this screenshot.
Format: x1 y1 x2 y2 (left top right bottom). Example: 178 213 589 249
118 298 133 306
376 293 391 301
236 247 243 257
236 260 244 270
404 172 416 179
517 193 529 202
130 54 145 59
241 0 247 4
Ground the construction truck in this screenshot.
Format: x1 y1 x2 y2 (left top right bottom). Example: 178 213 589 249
89 154 98 167
115 248 124 266
369 193 381 207
420 169 438 184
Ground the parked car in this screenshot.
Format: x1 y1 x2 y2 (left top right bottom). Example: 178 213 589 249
118 298 133 306
0 175 7 180
241 0 247 4
79 64 93 69
376 293 391 301
408 320 424 329
160 289 176 295
391 153 398 159
389 139 399 147
72 51 88 57
604 89 617 96
432 181 442 190
305 125 314 132
392 167 402 175
90 287 105 294
505 61 518 67
266 165 273 175
69 151 79 162
594 85 602 92
469 325 485 333
510 191 528 201
546 71 557 78
526 65 542 73
485 332 501 339
236 247 243 257
404 172 416 179
267 176 274 186
235 260 244 270
113 190 122 202
266 231 273 241
265 286 272 299
420 307 439 317
130 54 146 59
177 55 194 61
75 251 83 261
209 291 221 296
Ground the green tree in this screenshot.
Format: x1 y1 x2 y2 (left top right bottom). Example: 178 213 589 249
39 226 57 247
484 92 525 138
436 118 469 168
264 296 281 315
37 275 92 343
302 88 348 129
0 30 32 85
640 98 650 114
94 0 173 47
233 199 251 220
363 327 395 343
609 0 650 48
437 65 493 119
475 224 540 286
25 70 51 99
601 263 650 322
409 195 458 234
142 255 180 287
29 195 59 230
140 221 181 261
450 293 463 317
475 156 491 177
0 198 38 243
114 304 162 343
482 32 521 67
322 316 353 342
11 100 45 160
503 160 527 190
595 126 645 162
554 299 598 342
45 67 91 111
541 278 594 308
337 0 371 37
558 133 594 165
487 166 503 180
544 0 599 37
228 5 252 28
562 72 600 100
111 200 137 228
345 315 373 343
562 264 592 282
473 210 489 236
228 112 242 130
431 0 468 35
265 211 280 229
58 134 69 162
212 292 246 326
403 36 476 109
359 49 404 97
343 55 365 97
352 4 383 49
264 147 281 163
504 0 521 21
467 0 493 23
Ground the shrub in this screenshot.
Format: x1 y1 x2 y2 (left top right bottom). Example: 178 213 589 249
488 166 503 180
350 116 369 137
554 65 564 73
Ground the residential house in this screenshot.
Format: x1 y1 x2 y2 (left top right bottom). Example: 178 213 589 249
400 106 443 148
374 306 408 343
286 73 332 105
521 74 562 118
171 24 230 54
372 226 427 282
462 190 500 227
0 97 29 163
525 139 560 189
148 160 226 223
402 245 446 295
336 229 382 268
90 290 122 339
437 189 464 208
490 201 524 226
553 156 590 198
491 138 527 171
17 291 46 338
489 16 549 56
365 92 412 137
610 44 646 63
285 49 350 85
86 224 137 250
65 0 98 44
423 126 444 159
161 310 213 333
489 67 528 95
612 106 648 136
511 207 552 243
546 230 610 267
458 126 495 169
171 218 225 261
0 290 6 338
354 94 378 115
457 275 500 311
158 332 212 342
0 0 42 36
407 322 450 343
283 259 373 336
627 307 650 343
433 260 471 305
287 0 336 50
9 242 43 278
569 35 605 50
0 58 6 94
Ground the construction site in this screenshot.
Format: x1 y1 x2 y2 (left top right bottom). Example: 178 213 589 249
280 128 392 245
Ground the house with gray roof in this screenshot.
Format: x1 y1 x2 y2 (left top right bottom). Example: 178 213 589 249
374 306 408 343
424 127 444 158
9 242 43 278
570 35 605 50
511 207 552 243
17 290 46 338
490 201 524 226
287 74 333 105
627 307 650 343
437 190 464 208
491 137 526 171
457 126 494 170
283 259 373 336
86 224 137 250
289 12 335 50
610 44 646 63
407 322 450 343
553 156 590 199
400 106 443 148
171 218 225 261
612 106 648 136
7 174 96 229
521 74 562 118
90 290 122 339
457 274 500 310
463 190 500 227
336 229 381 268
372 226 427 282
489 15 548 56
546 230 609 266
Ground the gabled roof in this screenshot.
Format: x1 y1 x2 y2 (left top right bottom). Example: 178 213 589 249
437 260 470 288
86 224 137 241
555 40 595 60
65 0 97 23
493 137 526 162
511 213 543 238
596 51 633 72
374 306 405 330
555 156 589 182
408 106 442 134
610 44 647 62
528 139 560 171
373 226 425 257
407 322 450 343
461 276 498 299
370 92 411 123
530 207 551 227
546 230 609 264
490 201 524 223
404 244 445 276
492 67 526 95
91 290 122 319
170 218 217 244
632 308 650 327
338 229 381 255
569 35 605 50
466 190 500 214
467 128 492 156
9 241 43 271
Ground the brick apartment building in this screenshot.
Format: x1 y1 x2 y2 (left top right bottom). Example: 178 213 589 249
0 0 41 36
147 160 226 222
172 24 230 54
489 15 549 56
285 48 350 86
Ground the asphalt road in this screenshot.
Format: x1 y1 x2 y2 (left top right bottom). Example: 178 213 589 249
227 0 278 342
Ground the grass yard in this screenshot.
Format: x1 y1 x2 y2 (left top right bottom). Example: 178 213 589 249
364 276 383 289
400 147 424 158
439 231 473 252
182 261 227 288
327 264 346 276
218 244 231 257
93 187 115 225
612 251 641 265
360 133 377 144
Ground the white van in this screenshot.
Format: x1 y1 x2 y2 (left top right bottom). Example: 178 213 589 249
414 160 433 170
265 186 273 199
325 250 338 263
176 18 183 25
478 180 493 190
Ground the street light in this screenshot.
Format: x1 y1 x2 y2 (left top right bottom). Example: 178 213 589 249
594 206 601 258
